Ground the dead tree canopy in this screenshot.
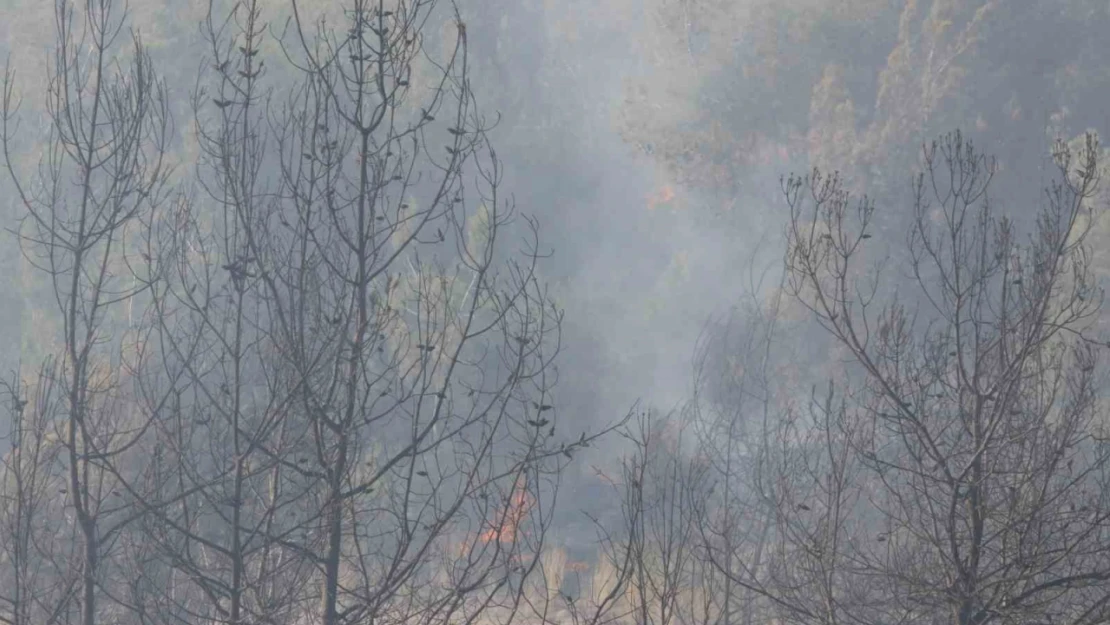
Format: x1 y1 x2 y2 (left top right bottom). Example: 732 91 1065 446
764 130 1110 625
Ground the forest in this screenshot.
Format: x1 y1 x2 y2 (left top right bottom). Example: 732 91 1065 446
2 1 1110 625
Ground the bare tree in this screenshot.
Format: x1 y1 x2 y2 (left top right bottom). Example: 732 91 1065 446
134 0 612 623
115 2 324 624
765 129 1110 625
1 2 622 624
550 410 713 625
1 1 177 623
0 362 77 625
687 278 798 625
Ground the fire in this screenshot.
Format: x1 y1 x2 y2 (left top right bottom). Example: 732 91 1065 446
646 185 676 211
479 478 534 544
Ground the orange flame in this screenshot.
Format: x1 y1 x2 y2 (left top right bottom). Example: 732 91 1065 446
479 479 533 544
646 185 676 211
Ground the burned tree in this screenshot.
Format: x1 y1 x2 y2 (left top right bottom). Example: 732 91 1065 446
116 0 606 623
1 1 176 623
0 1 623 623
548 409 715 625
259 1 585 622
126 1 318 623
764 129 1110 625
0 362 73 625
